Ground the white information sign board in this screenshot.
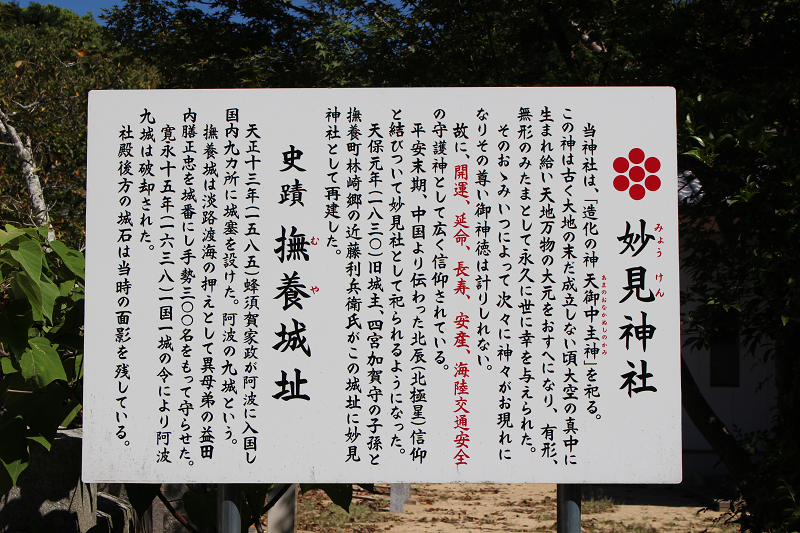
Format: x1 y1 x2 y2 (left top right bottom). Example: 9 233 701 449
84 88 680 484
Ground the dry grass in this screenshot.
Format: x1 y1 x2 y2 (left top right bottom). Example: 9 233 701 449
296 486 392 533
290 484 737 533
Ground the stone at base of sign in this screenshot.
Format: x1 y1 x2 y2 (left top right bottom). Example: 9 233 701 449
100 483 208 533
268 484 297 533
97 492 142 533
0 429 96 533
97 483 153 533
390 484 410 513
151 485 210 533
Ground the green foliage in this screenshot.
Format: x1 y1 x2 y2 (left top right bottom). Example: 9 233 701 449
103 0 578 88
181 488 218 531
0 2 160 248
733 430 800 533
0 224 84 489
103 0 411 89
301 483 353 514
121 483 162 520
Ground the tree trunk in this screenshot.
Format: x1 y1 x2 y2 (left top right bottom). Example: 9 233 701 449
0 108 54 242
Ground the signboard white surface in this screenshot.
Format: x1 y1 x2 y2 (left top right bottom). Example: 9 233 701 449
84 87 680 483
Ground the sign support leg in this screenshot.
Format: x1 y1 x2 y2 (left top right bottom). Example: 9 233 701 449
390 483 409 513
556 484 581 533
217 484 241 533
268 484 298 533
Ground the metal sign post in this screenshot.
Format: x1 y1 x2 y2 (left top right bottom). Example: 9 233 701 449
557 484 581 533
217 484 241 533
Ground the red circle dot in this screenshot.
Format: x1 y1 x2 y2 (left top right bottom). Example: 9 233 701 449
629 166 645 182
613 157 629 173
629 148 645 164
645 157 661 173
629 184 646 200
613 175 629 191
645 175 661 191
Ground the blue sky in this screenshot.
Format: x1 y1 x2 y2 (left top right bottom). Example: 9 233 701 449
20 0 264 25
18 1 327 22
19 0 403 24
20 1 117 20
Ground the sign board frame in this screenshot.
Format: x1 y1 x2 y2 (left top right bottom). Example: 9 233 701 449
84 87 680 484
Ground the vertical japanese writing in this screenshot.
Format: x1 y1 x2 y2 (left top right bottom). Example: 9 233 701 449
115 119 136 448
581 122 602 421
559 109 579 466
617 215 659 397
220 110 241 460
364 115 385 465
538 105 558 464
176 108 198 466
198 115 219 462
386 109 405 461
516 106 536 458
495 113 514 463
155 111 178 464
407 110 434 465
454 361 470 464
237 110 262 463
343 105 363 464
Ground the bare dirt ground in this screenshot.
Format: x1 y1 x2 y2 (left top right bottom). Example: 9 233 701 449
295 483 737 533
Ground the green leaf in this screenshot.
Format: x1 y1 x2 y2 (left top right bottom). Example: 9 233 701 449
49 240 85 279
682 148 711 164
0 227 26 246
59 399 82 427
9 239 43 286
26 435 51 451
20 337 67 388
0 416 29 486
0 357 19 375
301 484 353 513
1 458 26 490
38 274 59 323
0 299 33 357
183 489 217 531
23 388 70 450
58 279 76 297
0 460 12 497
0 373 28 397
242 483 271 530
47 299 84 350
63 354 83 382
12 271 43 318
124 483 162 520
688 135 706 147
